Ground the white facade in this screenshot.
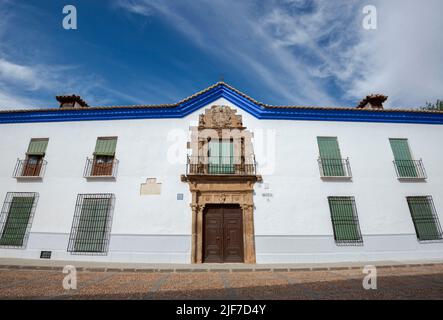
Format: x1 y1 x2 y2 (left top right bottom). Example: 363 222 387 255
1 93 443 264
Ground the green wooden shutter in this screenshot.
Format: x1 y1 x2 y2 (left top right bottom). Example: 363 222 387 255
220 141 234 174
74 198 110 252
27 139 48 156
328 197 362 243
209 141 234 174
389 139 417 177
317 137 345 176
407 197 442 241
208 141 220 174
94 137 117 156
0 196 35 246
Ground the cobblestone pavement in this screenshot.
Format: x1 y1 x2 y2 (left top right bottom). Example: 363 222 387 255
0 264 442 299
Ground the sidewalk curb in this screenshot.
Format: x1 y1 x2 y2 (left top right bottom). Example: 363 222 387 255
0 262 441 273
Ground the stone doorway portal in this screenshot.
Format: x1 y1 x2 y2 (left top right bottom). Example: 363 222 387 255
181 105 262 264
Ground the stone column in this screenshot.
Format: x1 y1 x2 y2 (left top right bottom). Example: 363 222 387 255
241 203 256 264
190 204 199 263
195 204 205 263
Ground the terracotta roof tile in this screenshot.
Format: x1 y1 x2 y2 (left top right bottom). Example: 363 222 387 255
0 82 441 114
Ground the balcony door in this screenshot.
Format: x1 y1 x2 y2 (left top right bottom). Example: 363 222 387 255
22 138 48 177
317 137 345 176
22 155 43 177
208 140 234 174
91 137 117 176
389 138 417 177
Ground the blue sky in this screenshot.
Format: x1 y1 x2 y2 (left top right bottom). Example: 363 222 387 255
0 0 442 110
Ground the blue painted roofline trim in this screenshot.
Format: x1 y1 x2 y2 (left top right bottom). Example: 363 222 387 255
1 83 443 124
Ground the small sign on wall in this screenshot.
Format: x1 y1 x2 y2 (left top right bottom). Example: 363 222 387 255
177 193 184 200
262 192 273 202
40 251 52 259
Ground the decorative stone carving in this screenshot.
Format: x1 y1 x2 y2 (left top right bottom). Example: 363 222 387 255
199 105 244 129
183 105 260 264
184 176 258 264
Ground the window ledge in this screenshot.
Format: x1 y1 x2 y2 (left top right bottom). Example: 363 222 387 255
321 176 352 180
14 176 43 180
335 241 364 247
417 239 443 244
0 245 26 249
69 251 108 256
397 177 427 181
84 175 116 180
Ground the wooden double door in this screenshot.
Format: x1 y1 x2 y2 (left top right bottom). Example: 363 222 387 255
203 204 244 263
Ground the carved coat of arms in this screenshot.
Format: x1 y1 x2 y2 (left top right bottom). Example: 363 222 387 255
211 106 232 128
199 105 242 128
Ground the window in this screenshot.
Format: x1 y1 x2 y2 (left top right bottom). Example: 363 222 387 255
67 194 115 254
94 137 117 157
27 138 49 156
328 196 363 245
208 140 234 174
389 138 425 178
88 137 118 177
0 192 38 248
407 196 443 241
19 138 48 177
317 137 349 177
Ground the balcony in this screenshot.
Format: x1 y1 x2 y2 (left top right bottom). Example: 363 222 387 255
84 157 119 179
186 156 257 176
393 159 427 180
318 158 352 179
13 159 47 179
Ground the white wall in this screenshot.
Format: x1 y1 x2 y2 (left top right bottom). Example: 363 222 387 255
0 98 442 263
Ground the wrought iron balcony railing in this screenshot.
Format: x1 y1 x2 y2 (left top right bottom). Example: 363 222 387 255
318 158 352 178
393 159 427 179
186 156 256 175
13 159 47 179
84 157 119 178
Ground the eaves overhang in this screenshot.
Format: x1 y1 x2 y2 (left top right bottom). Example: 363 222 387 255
0 82 442 125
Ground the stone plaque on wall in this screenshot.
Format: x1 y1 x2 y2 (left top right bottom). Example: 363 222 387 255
140 178 162 195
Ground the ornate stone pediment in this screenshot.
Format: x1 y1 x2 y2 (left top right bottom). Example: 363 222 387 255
198 105 243 129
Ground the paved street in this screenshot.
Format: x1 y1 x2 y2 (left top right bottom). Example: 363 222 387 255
0 264 442 299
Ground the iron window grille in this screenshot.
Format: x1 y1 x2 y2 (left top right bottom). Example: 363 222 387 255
0 192 39 248
67 194 115 255
84 157 119 178
318 158 352 178
327 196 363 246
186 155 257 175
13 158 47 179
393 159 427 180
406 196 443 242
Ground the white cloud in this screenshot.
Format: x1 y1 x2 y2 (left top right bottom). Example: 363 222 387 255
0 55 101 108
0 1 154 109
0 0 441 109
117 0 341 105
0 59 70 92
0 54 137 109
0 59 36 86
118 0 443 108
0 91 37 110
345 0 443 107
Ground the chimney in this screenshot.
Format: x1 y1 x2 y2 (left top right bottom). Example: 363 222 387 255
357 94 387 110
56 95 89 108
